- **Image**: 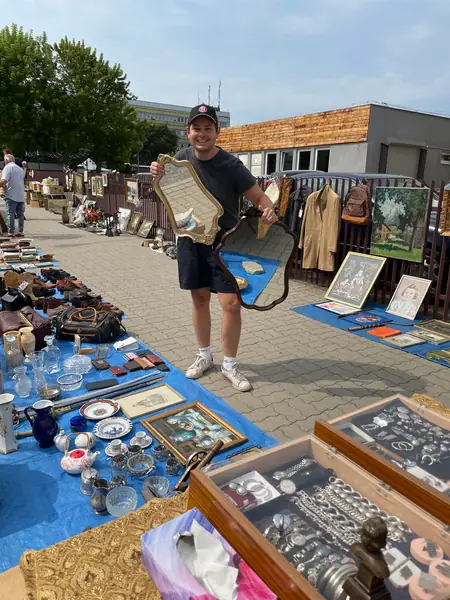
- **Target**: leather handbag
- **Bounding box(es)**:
[0,307,52,350]
[55,307,125,343]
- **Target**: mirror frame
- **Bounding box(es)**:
[152,154,224,245]
[215,213,298,311]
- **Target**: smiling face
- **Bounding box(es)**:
[187,116,219,155]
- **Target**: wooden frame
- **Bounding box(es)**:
[118,383,185,419]
[94,176,104,198]
[386,274,431,320]
[325,251,386,308]
[141,401,247,463]
[314,393,450,524]
[72,172,84,197]
[136,218,155,239]
[152,154,224,245]
[126,212,143,234]
[215,214,297,312]
[125,179,139,205]
[414,319,450,340]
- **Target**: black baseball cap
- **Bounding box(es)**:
[188,104,218,126]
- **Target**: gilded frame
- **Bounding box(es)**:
[73,172,84,197]
[152,154,224,245]
[141,401,247,463]
[137,218,155,239]
[127,212,143,234]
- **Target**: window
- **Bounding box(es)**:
[315,148,330,172]
[238,153,249,167]
[440,152,450,165]
[281,151,294,171]
[265,153,277,174]
[251,153,262,177]
[297,150,311,170]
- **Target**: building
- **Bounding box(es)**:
[130,100,231,150]
[217,103,450,184]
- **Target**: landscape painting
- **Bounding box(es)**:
[370,187,429,263]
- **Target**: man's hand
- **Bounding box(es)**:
[150,161,165,181]
[259,205,278,225]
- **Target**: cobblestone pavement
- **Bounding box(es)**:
[25,207,450,442]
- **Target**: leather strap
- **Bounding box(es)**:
[67,308,97,325]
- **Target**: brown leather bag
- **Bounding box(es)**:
[0,307,52,350]
[342,183,372,226]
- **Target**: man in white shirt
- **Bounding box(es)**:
[0,154,25,237]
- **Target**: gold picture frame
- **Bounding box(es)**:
[325,252,386,308]
[126,179,139,204]
[118,383,185,419]
[141,401,247,463]
[152,154,224,245]
[137,218,155,239]
[73,172,84,197]
[127,212,143,234]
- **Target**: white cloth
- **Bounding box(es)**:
[1,162,25,203]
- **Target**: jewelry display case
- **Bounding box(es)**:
[189,433,450,600]
[314,394,450,525]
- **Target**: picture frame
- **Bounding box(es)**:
[411,329,450,345]
[141,401,247,463]
[118,383,185,419]
[315,301,358,315]
[90,177,96,196]
[386,275,431,320]
[384,333,425,348]
[413,319,450,341]
[95,176,104,198]
[118,208,131,232]
[440,186,450,236]
[126,212,143,234]
[370,187,430,263]
[73,172,84,197]
[102,173,108,188]
[126,179,139,205]
[137,218,155,239]
[325,252,386,308]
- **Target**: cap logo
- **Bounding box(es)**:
[198,105,207,113]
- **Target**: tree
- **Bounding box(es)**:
[395,188,429,251]
[137,121,179,164]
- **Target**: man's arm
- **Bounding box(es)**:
[244,183,278,224]
[0,179,6,187]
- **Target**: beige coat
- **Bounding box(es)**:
[299,185,341,271]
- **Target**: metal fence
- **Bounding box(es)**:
[84,172,450,321]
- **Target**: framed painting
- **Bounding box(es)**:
[137,218,155,239]
[315,301,358,315]
[440,187,450,236]
[412,329,450,345]
[141,401,247,463]
[413,319,450,340]
[118,207,131,232]
[370,187,430,263]
[102,173,108,188]
[386,275,431,320]
[127,212,143,234]
[118,384,185,419]
[73,172,84,197]
[126,179,139,205]
[325,252,386,308]
[95,176,104,198]
[90,177,96,196]
[384,333,425,348]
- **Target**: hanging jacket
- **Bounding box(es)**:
[299,184,341,271]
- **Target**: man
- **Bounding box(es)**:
[0,154,25,237]
[2,148,23,167]
[150,105,277,392]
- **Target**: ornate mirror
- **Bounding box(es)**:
[152,155,224,245]
[215,210,297,311]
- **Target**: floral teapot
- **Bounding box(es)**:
[61,433,100,475]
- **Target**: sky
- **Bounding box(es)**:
[3,0,449,125]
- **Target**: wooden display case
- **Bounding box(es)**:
[189,433,450,600]
[314,394,450,525]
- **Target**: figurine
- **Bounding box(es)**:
[343,516,391,600]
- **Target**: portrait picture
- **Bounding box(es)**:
[126,179,139,205]
[141,401,247,462]
[370,187,430,263]
[325,252,386,308]
[387,275,431,320]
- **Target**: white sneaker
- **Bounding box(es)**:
[186,355,214,379]
[220,366,252,392]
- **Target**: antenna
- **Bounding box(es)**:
[218,80,221,110]
[208,85,211,105]
[197,93,200,104]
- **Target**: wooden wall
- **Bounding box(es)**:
[217,105,371,152]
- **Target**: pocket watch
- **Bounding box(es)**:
[279,478,296,495]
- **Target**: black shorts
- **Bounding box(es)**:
[177,236,236,293]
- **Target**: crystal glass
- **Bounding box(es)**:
[57,373,83,391]
[106,486,137,517]
[153,444,171,461]
[143,476,170,497]
[13,366,32,398]
[34,366,48,396]
[110,454,128,488]
[43,335,61,374]
[29,351,45,372]
[127,453,155,478]
[166,457,183,476]
[94,344,110,359]
[63,353,91,375]
[5,333,23,377]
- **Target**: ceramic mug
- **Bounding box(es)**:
[109,439,123,456]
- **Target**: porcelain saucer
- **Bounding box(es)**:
[105,442,128,457]
[130,434,153,449]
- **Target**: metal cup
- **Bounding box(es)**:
[80,468,99,496]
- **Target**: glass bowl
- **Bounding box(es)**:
[143,476,170,497]
[64,354,92,375]
[57,373,83,391]
[127,453,155,477]
[106,486,137,517]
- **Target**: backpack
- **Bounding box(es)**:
[342,183,372,226]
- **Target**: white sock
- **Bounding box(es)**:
[222,356,237,371]
[199,346,212,361]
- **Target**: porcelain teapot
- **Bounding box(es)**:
[61,433,100,475]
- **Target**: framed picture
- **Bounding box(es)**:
[102,173,108,188]
[315,301,358,315]
[90,177,96,196]
[118,208,131,232]
[95,176,104,198]
[414,319,450,341]
[384,333,425,348]
[386,275,431,320]
[118,384,185,419]
[137,218,155,239]
[325,252,386,308]
[127,212,143,234]
[370,187,430,263]
[73,173,84,197]
[412,329,450,345]
[126,179,139,205]
[141,401,247,463]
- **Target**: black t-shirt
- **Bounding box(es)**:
[175,146,256,230]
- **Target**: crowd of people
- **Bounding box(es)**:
[0,148,26,237]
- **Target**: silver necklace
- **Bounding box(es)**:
[272,458,315,481]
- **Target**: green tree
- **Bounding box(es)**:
[0,24,55,155]
[395,188,429,251]
[137,121,179,164]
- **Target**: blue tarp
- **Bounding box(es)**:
[220,251,280,304]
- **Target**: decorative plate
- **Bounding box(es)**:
[80,399,120,421]
[93,417,133,440]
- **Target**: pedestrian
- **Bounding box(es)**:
[2,148,23,167]
[150,104,277,392]
[0,154,25,237]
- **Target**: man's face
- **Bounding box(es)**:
[187,116,219,152]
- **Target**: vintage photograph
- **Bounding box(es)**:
[141,401,247,462]
[137,218,155,239]
[119,384,185,419]
[325,252,386,308]
[387,275,431,320]
[126,179,139,205]
[127,212,143,234]
[370,187,430,262]
[414,319,450,340]
[73,173,84,197]
[95,176,104,198]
